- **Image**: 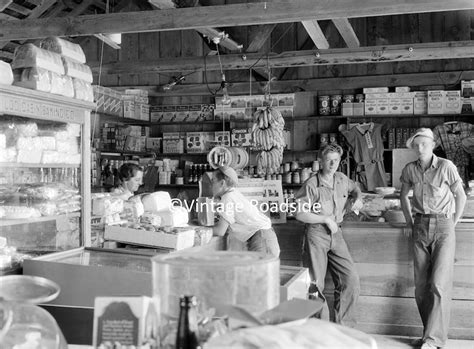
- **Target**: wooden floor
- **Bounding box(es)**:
[372,335,474,349]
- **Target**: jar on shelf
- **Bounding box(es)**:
[312,160,320,172]
[292,171,300,184]
[290,161,299,172]
[284,172,292,184]
[284,162,291,173]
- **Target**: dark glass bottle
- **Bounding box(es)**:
[176,295,200,349]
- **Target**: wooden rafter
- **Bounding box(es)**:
[149,0,242,51]
[247,24,277,52]
[0,0,12,12]
[108,70,474,97]
[2,0,474,40]
[301,20,329,49]
[0,0,57,49]
[88,40,474,75]
[332,18,360,48]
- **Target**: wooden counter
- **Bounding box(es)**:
[273,220,474,339]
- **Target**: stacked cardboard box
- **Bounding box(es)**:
[123,89,150,120]
[214,94,295,120]
[93,85,123,116]
[150,104,215,122]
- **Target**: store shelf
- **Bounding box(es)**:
[93,112,150,126]
[0,212,81,227]
[157,184,198,188]
[151,120,229,126]
[96,149,154,156]
[0,162,80,168]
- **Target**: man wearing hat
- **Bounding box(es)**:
[400,128,467,349]
[210,166,280,257]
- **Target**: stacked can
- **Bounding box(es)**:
[330,95,342,115]
[318,95,330,116]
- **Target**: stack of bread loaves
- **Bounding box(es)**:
[11,37,94,102]
[0,61,13,85]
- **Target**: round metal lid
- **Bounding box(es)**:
[0,275,60,304]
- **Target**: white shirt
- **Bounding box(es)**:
[218,188,272,242]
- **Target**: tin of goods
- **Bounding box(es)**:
[318,95,330,116]
[284,163,291,173]
[312,160,320,172]
[356,94,364,103]
[290,161,299,172]
[330,95,342,115]
[175,177,184,185]
[320,133,329,147]
[284,172,292,184]
[329,133,337,144]
[292,171,301,184]
[277,174,282,181]
[343,94,354,103]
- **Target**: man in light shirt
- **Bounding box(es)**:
[211,166,280,258]
[400,128,466,349]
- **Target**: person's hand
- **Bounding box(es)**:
[403,225,413,238]
[351,198,364,212]
[324,217,339,234]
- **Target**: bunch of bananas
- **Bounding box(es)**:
[256,147,284,175]
[252,107,286,175]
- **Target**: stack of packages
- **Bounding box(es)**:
[0,61,14,85]
[11,37,94,102]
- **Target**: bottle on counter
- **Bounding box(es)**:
[176,295,201,349]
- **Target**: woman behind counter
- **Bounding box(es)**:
[111,163,144,201]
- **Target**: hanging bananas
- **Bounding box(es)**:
[252,107,286,176]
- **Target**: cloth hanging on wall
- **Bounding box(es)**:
[433,121,473,184]
[340,122,387,192]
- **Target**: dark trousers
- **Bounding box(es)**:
[413,215,456,347]
[303,224,360,325]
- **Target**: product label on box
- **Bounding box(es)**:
[96,302,139,345]
[389,98,401,114]
[428,91,445,114]
[376,98,389,114]
[365,99,377,114]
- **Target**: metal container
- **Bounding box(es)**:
[330,94,342,115]
[318,95,330,115]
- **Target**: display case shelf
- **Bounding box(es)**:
[0,212,81,227]
[0,162,80,168]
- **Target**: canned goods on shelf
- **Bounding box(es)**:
[320,133,329,147]
[356,94,365,103]
[343,94,354,103]
[330,95,342,115]
[318,95,330,116]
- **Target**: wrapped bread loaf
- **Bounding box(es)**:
[0,61,13,85]
[61,56,93,83]
[50,72,74,98]
[40,37,86,64]
[73,78,94,102]
[13,67,51,93]
[12,44,65,75]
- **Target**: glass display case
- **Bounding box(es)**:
[0,84,94,260]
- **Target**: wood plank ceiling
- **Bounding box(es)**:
[1,0,473,86]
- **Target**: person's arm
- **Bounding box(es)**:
[348,179,363,211]
[213,217,230,237]
[452,185,467,226]
[400,182,413,237]
[294,183,339,233]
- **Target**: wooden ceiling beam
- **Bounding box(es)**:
[247,24,277,52]
[0,0,57,49]
[301,20,329,49]
[0,0,12,12]
[108,70,474,97]
[2,0,474,40]
[88,40,474,74]
[6,3,31,16]
[332,18,360,48]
